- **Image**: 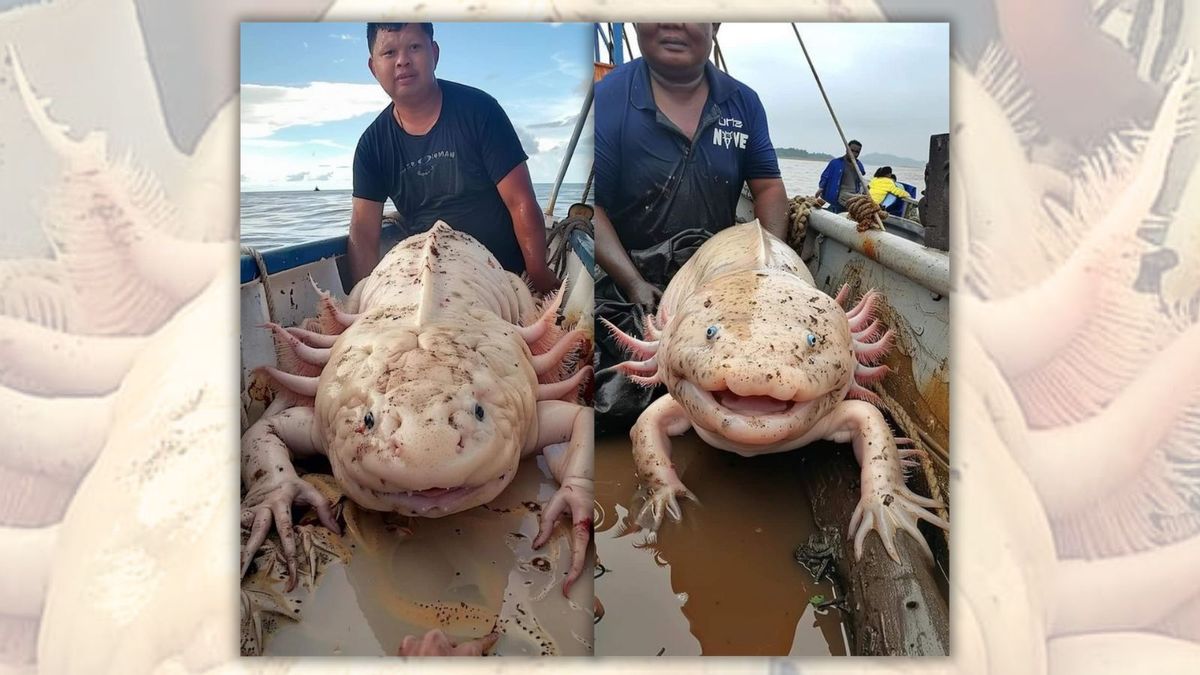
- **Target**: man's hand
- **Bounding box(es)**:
[526,263,561,295]
[623,277,662,314]
[595,205,662,313]
[397,629,500,656]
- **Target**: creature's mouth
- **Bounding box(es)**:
[711,390,797,415]
[406,486,468,498]
[386,484,482,514]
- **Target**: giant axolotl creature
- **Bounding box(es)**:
[240,222,594,595]
[604,221,948,560]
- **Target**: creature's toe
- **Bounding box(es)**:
[848,490,947,563]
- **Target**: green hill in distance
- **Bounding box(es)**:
[776,147,925,169]
[860,152,924,168]
[775,147,835,161]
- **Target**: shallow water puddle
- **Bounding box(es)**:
[265,458,593,656]
[594,433,849,656]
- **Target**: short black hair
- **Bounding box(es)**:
[874,166,892,178]
[848,140,862,149]
[367,23,434,53]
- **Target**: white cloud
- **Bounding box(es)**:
[240,148,356,191]
[240,82,389,138]
[331,33,359,41]
[242,138,352,150]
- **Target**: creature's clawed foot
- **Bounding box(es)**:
[635,478,698,532]
[240,475,341,590]
[532,476,593,597]
[847,487,947,562]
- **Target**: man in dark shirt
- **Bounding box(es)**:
[594,22,789,310]
[348,22,558,292]
[816,140,866,213]
[592,23,789,427]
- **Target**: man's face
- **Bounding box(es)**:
[848,144,862,160]
[635,23,714,81]
[369,25,439,104]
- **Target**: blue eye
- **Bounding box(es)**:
[706,325,719,340]
[807,333,818,347]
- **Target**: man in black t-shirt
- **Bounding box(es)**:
[348,22,559,292]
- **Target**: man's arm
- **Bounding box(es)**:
[595,205,661,311]
[748,177,789,240]
[348,197,384,285]
[816,160,834,198]
[496,163,558,294]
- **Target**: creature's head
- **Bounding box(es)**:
[317,311,535,517]
[659,272,855,451]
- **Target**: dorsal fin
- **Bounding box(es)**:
[414,222,449,326]
[753,219,770,265]
[9,44,107,158]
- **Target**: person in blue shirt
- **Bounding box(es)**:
[816,140,866,213]
[347,22,559,292]
[593,22,789,427]
[594,22,790,312]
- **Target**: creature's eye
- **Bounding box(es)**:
[807,333,818,347]
[474,404,485,421]
[705,325,719,340]
[364,411,375,430]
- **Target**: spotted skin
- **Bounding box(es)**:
[241,222,593,596]
[615,221,948,561]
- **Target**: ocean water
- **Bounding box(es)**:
[240,183,589,250]
[779,157,926,200]
[240,160,926,250]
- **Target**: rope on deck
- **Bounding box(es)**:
[843,195,888,233]
[240,245,278,325]
[546,214,594,280]
[786,195,826,249]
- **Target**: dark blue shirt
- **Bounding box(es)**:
[353,80,529,273]
[595,59,780,251]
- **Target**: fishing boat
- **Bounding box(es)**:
[238,78,597,656]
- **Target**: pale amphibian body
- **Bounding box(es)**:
[240,222,594,596]
[605,221,948,559]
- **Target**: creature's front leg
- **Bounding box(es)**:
[630,395,696,531]
[240,406,340,589]
[529,400,593,597]
[814,400,948,560]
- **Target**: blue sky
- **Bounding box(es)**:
[240,22,592,191]
[604,22,949,162]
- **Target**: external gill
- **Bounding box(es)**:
[309,276,360,334]
[842,287,895,406]
[262,323,331,370]
[598,317,662,387]
[515,279,567,350]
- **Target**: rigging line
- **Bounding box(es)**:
[713,36,730,75]
[790,23,864,185]
[597,23,614,62]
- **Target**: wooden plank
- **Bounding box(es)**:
[799,443,949,656]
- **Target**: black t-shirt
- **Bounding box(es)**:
[353,80,529,273]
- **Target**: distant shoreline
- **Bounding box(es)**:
[776,149,925,168]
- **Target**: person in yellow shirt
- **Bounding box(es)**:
[868,166,912,204]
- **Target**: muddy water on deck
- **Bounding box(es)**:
[594,433,849,656]
[265,459,593,656]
